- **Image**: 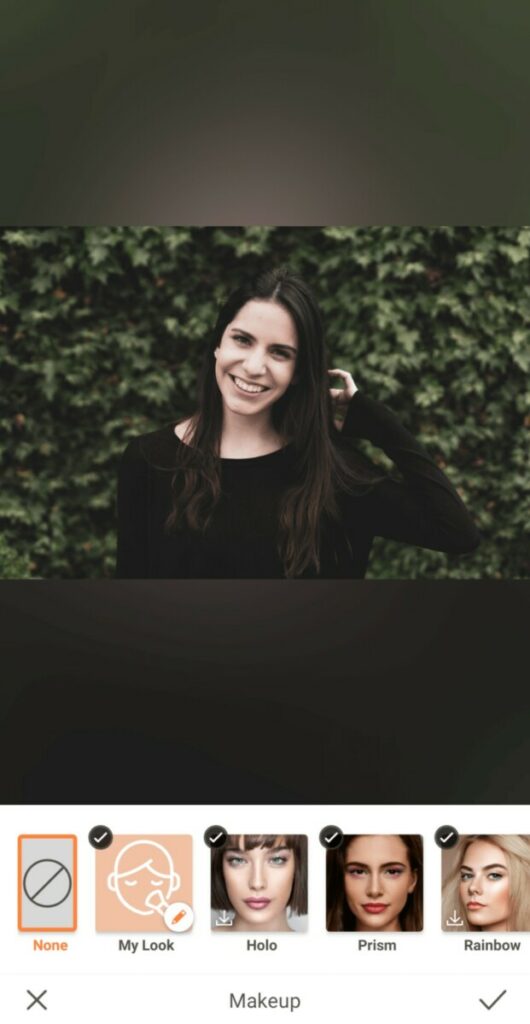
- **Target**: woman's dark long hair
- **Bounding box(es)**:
[326,835,424,932]
[167,267,379,577]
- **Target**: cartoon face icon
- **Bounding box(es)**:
[107,840,180,916]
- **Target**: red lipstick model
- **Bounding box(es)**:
[244,899,271,910]
[362,903,389,914]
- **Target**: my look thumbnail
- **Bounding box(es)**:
[95,835,193,932]
[326,834,423,931]
[211,834,308,932]
[442,834,530,932]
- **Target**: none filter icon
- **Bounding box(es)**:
[18,835,77,932]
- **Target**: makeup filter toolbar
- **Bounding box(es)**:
[3,805,529,1022]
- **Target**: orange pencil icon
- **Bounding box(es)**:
[171,909,186,925]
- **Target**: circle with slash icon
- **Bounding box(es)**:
[23,859,72,908]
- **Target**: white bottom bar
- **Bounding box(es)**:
[3,972,522,1022]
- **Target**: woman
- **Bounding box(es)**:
[442,834,530,932]
[116,268,480,578]
[211,833,307,932]
[327,834,423,931]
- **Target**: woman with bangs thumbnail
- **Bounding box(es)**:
[442,834,530,931]
[117,267,480,579]
[211,834,307,932]
[326,834,423,932]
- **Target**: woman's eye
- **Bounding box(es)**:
[386,869,404,877]
[226,856,246,867]
[124,879,138,887]
[346,868,365,877]
[233,334,250,345]
[488,872,504,881]
[150,880,164,886]
[460,872,473,881]
[269,856,288,866]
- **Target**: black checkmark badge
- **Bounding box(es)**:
[88,825,113,850]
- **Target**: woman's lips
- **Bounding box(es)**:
[362,903,389,914]
[244,899,271,910]
[467,901,486,909]
[229,374,270,396]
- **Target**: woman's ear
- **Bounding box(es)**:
[214,348,219,359]
[408,869,418,894]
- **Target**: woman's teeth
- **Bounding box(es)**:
[232,375,268,394]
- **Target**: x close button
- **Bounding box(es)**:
[26,989,47,1010]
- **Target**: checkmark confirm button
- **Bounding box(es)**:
[479,989,507,1011]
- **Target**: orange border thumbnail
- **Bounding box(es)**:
[18,835,78,932]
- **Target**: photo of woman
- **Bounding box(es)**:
[442,834,530,932]
[326,834,423,931]
[116,267,480,578]
[211,833,307,932]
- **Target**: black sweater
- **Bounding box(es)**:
[116,393,480,578]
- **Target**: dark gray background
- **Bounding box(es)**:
[2,0,530,223]
[1,2,529,805]
[1,582,527,803]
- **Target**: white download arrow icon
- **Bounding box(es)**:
[215,910,233,927]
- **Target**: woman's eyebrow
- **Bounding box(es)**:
[230,327,297,353]
[230,327,255,339]
[223,845,291,854]
[460,863,506,871]
[345,861,407,868]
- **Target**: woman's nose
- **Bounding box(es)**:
[242,348,266,377]
[468,876,482,894]
[249,865,266,890]
[366,873,383,897]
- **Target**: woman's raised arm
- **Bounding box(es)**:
[116,437,150,577]
[340,388,481,554]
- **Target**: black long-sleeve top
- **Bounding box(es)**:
[116,393,480,578]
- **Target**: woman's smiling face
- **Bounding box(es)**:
[222,837,296,931]
[343,835,418,932]
[459,840,512,931]
[214,300,298,419]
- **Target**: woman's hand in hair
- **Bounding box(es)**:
[328,369,358,407]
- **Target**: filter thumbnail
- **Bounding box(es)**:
[326,834,423,931]
[96,835,193,932]
[18,835,77,932]
[211,834,308,932]
[442,834,530,931]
